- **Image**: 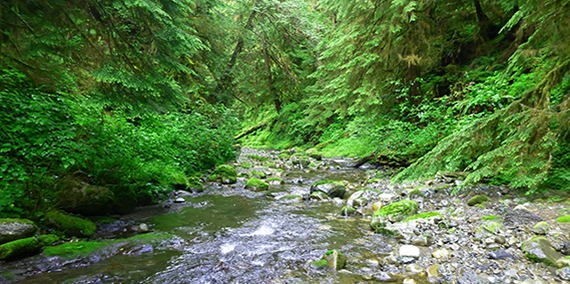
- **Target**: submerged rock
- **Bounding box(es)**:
[209,165,237,184]
[0,218,37,245]
[323,249,346,270]
[45,210,96,237]
[310,180,346,199]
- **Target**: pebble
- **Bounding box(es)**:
[432,248,450,259]
[489,249,513,260]
[174,197,185,203]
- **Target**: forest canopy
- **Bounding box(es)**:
[2,0,570,217]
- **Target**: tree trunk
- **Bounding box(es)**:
[263,45,281,113]
[216,0,262,101]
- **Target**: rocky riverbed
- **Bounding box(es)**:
[2,147,570,284]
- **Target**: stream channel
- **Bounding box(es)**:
[5,147,413,284]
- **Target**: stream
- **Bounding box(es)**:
[4,147,570,284]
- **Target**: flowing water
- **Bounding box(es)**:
[8,149,416,284]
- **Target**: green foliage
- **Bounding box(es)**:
[0,69,238,217]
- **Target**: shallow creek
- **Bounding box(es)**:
[6,148,420,284]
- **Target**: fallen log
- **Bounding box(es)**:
[234,123,267,140]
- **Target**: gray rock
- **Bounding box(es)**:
[521,236,561,267]
[174,197,185,203]
[561,241,570,255]
[310,181,346,198]
[558,267,570,280]
[323,249,346,270]
[488,249,513,260]
[457,271,491,284]
[0,219,37,245]
[139,223,149,233]
[531,221,549,235]
[503,208,542,226]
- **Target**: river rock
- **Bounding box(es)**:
[0,234,58,260]
[209,165,237,184]
[399,245,420,258]
[432,248,449,259]
[323,249,346,270]
[45,210,96,237]
[340,206,358,216]
[488,249,513,259]
[292,158,310,167]
[531,221,549,235]
[457,270,490,284]
[467,194,489,206]
[370,200,418,231]
[521,236,561,267]
[0,218,37,245]
[245,177,269,191]
[558,267,570,280]
[503,208,542,226]
[310,181,346,198]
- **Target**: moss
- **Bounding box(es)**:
[368,178,383,183]
[43,233,174,259]
[447,229,456,233]
[533,221,550,231]
[38,234,60,246]
[407,188,424,197]
[373,200,419,218]
[403,212,442,222]
[45,210,96,237]
[312,259,328,267]
[237,172,249,178]
[240,163,253,169]
[0,237,43,260]
[264,163,276,167]
[209,165,237,184]
[556,215,570,223]
[245,177,269,190]
[475,204,485,209]
[266,177,284,182]
[467,194,490,206]
[481,215,501,221]
[0,218,35,226]
[250,170,267,178]
[341,206,356,215]
[308,162,319,168]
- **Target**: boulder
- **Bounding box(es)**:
[370,200,418,232]
[310,181,346,199]
[245,177,269,192]
[45,210,96,237]
[521,236,561,267]
[57,176,115,216]
[340,206,358,217]
[0,234,59,260]
[209,165,237,184]
[0,218,37,245]
[306,148,323,160]
[558,267,570,281]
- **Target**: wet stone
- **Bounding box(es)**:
[399,245,420,258]
[558,267,570,280]
[174,197,185,203]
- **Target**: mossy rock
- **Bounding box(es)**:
[467,194,489,206]
[557,215,570,223]
[0,218,38,245]
[209,165,237,184]
[43,233,173,259]
[58,180,115,216]
[0,234,59,260]
[310,180,346,198]
[322,249,346,270]
[481,215,501,222]
[340,206,357,216]
[112,185,138,215]
[278,153,290,160]
[250,170,267,179]
[266,177,283,182]
[370,200,418,231]
[238,172,250,178]
[245,177,269,191]
[306,148,323,160]
[247,154,271,161]
[521,236,561,267]
[45,210,96,237]
[403,212,442,222]
[407,188,424,197]
[240,163,253,169]
[532,221,550,234]
[475,221,504,239]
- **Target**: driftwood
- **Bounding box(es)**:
[234,123,267,140]
[352,153,411,168]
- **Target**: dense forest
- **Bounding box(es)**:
[2,0,570,218]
